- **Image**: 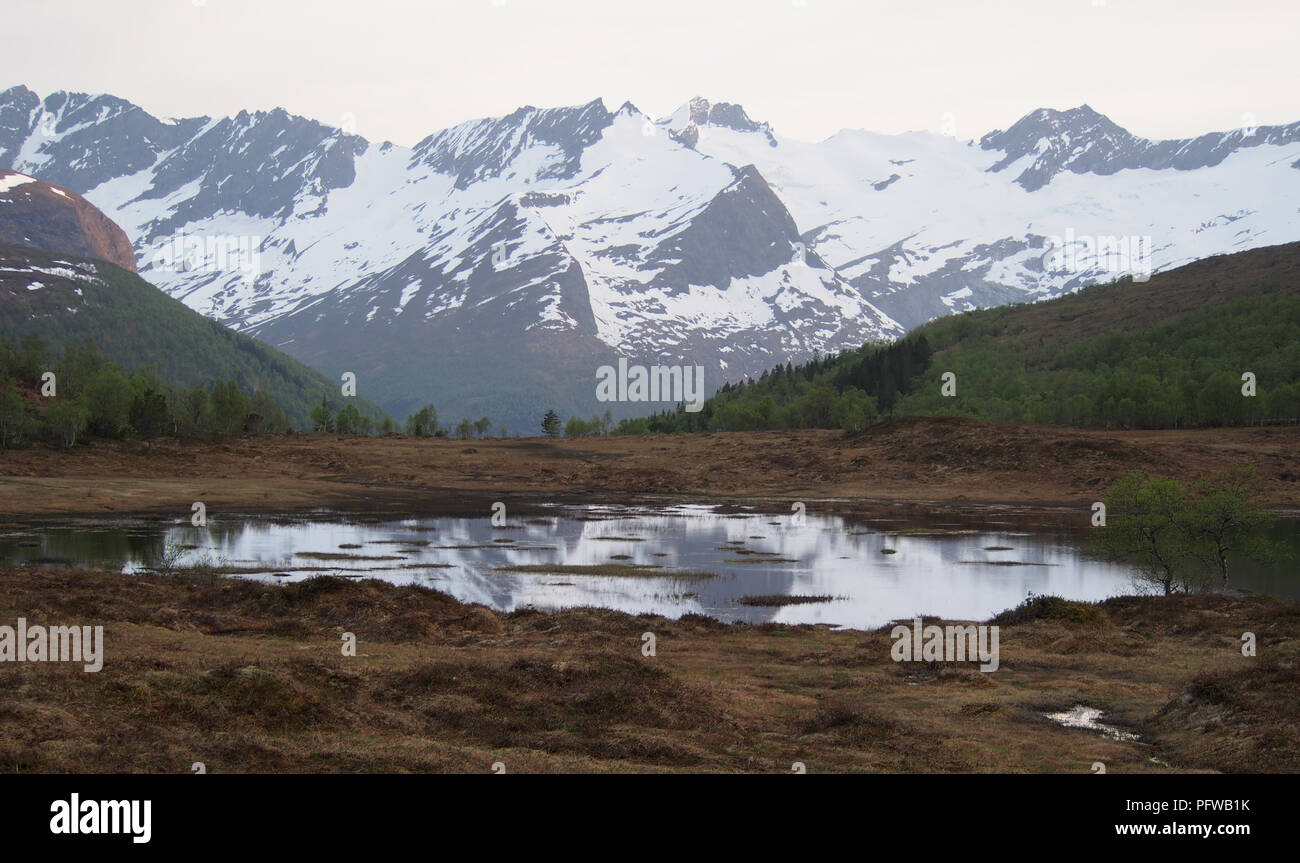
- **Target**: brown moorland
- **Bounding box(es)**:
[0,566,1294,773]
[0,417,1297,520]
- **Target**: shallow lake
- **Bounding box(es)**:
[2,504,1296,629]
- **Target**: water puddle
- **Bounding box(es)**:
[1044,705,1140,741]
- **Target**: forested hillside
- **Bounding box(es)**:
[615,242,1300,433]
[0,243,386,429]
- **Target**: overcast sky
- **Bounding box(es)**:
[6,0,1297,146]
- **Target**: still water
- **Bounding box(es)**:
[2,504,1295,629]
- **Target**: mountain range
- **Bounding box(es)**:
[3,84,1297,429]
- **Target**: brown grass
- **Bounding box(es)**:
[0,418,1296,521]
[1,566,1296,773]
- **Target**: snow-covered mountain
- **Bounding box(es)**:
[3,84,1298,427]
[670,98,1300,328]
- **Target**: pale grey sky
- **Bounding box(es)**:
[6,0,1298,145]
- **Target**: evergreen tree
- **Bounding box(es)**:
[310,397,334,433]
[542,409,561,437]
[335,403,363,435]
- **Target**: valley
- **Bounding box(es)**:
[4,0,1299,820]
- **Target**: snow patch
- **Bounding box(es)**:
[0,172,37,194]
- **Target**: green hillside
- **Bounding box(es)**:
[0,243,386,428]
[616,241,1300,433]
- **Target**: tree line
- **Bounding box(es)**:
[0,335,297,448]
[384,403,502,439]
[602,337,930,435]
[0,336,521,448]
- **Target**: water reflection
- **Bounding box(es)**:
[1,505,1295,629]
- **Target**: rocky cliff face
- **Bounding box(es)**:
[0,170,136,271]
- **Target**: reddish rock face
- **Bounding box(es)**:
[0,170,137,272]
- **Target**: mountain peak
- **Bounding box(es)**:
[0,84,38,103]
[684,97,769,133]
[978,103,1300,190]
[1000,104,1128,138]
[663,97,778,148]
[980,104,1137,190]
[411,97,615,188]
